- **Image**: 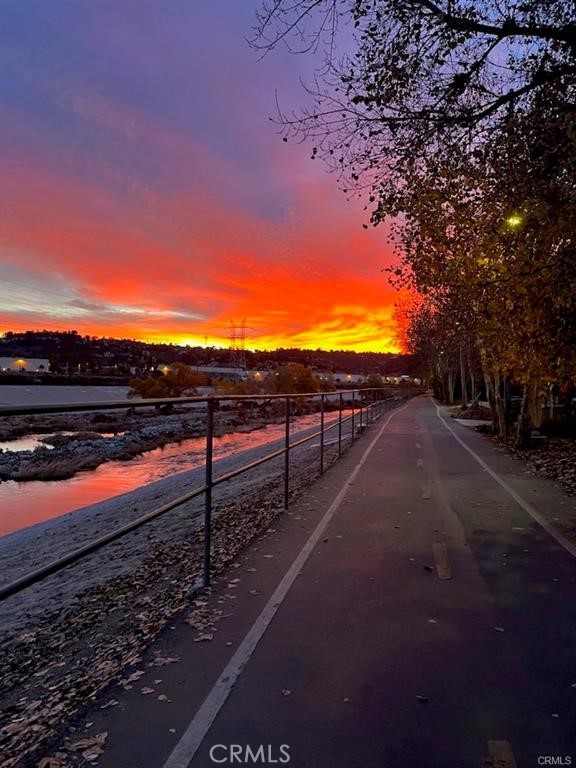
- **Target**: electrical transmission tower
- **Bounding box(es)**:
[228,320,248,369]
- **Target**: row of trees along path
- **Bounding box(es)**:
[251,0,576,447]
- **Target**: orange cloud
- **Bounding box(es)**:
[0,115,400,352]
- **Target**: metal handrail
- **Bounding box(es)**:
[0,388,408,600]
[0,385,402,416]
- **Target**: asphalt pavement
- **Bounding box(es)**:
[64,396,576,768]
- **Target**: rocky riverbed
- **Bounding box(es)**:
[0,403,311,483]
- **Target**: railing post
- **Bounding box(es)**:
[320,393,325,475]
[351,391,355,442]
[284,396,290,510]
[203,397,215,588]
[338,392,342,458]
[359,392,363,432]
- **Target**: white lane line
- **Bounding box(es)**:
[433,399,576,559]
[161,400,414,768]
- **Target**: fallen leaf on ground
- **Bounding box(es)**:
[3,721,27,735]
[120,670,145,684]
[65,732,108,752]
[37,758,61,768]
[281,689,292,697]
[494,627,505,632]
[193,633,214,642]
[416,695,429,703]
[99,700,119,710]
[150,655,180,666]
[158,694,170,702]
[141,687,155,695]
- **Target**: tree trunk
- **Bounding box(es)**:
[467,345,476,402]
[516,379,542,448]
[493,371,507,438]
[459,343,468,406]
[434,358,444,400]
[447,369,455,404]
[478,345,502,436]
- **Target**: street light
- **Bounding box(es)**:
[505,214,523,229]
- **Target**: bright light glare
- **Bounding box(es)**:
[506,214,523,228]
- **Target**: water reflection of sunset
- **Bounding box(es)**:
[0,412,343,536]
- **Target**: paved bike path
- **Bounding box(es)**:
[75,396,576,768]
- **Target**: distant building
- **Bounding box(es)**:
[333,372,365,385]
[0,357,50,372]
[192,366,246,382]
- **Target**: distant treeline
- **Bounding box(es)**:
[0,330,418,376]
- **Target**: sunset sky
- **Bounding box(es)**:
[0,0,399,352]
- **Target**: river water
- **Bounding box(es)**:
[0,411,346,537]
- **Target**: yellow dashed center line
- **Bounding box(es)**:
[487,740,518,768]
[432,542,452,580]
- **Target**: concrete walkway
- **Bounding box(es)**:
[67,396,576,768]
